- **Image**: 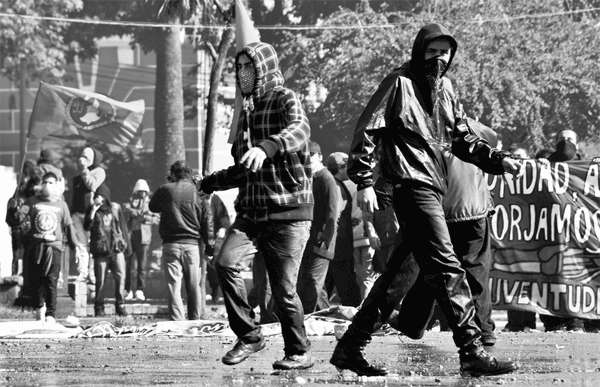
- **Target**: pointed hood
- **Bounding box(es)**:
[132,178,150,193]
[236,42,284,99]
[409,23,457,78]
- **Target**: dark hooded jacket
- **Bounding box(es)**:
[72,147,106,214]
[200,42,313,222]
[348,23,508,194]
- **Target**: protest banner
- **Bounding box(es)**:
[489,159,600,319]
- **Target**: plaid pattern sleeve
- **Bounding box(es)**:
[217,87,313,220]
[257,89,310,158]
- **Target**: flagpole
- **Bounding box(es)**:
[12,135,30,199]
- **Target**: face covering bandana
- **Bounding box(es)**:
[555,139,577,161]
[238,67,256,96]
[423,57,447,86]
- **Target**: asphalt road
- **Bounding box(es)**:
[2,329,600,386]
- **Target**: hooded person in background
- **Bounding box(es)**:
[297,141,341,314]
[37,149,64,182]
[199,41,313,370]
[123,179,159,301]
[84,184,128,317]
[539,129,590,332]
[71,146,107,284]
[549,129,581,162]
[330,23,521,377]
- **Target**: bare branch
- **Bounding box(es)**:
[205,41,218,60]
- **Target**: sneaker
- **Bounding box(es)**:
[330,342,387,376]
[460,347,517,377]
[45,316,56,324]
[124,291,134,301]
[222,338,266,365]
[273,353,314,370]
[135,290,146,301]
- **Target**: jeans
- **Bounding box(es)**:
[32,246,61,317]
[162,242,201,320]
[216,218,311,355]
[71,212,91,280]
[126,231,148,292]
[353,245,379,301]
[347,184,480,349]
[94,253,126,308]
[297,244,332,314]
[248,252,279,323]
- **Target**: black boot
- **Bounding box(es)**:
[94,304,105,317]
[330,329,387,376]
[459,344,517,377]
[115,303,128,317]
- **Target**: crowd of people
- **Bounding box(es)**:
[6,20,592,378]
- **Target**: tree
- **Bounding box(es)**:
[140,1,209,187]
[0,0,83,82]
[0,0,84,167]
[203,7,235,175]
[276,0,600,155]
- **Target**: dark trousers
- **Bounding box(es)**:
[125,231,148,292]
[297,246,332,314]
[506,310,536,330]
[216,217,310,355]
[347,184,480,349]
[32,246,61,317]
[447,218,494,335]
[94,254,126,308]
[540,314,583,331]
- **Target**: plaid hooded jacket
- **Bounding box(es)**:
[201,42,313,222]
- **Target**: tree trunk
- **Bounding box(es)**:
[203,27,235,175]
[153,16,185,187]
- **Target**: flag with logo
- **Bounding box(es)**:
[28,82,145,147]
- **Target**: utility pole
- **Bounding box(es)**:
[18,58,27,171]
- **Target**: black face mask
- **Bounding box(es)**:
[555,140,577,161]
[423,57,448,86]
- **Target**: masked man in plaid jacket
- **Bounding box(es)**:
[199,42,313,370]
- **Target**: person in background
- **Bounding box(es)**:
[508,144,528,160]
[123,179,159,302]
[325,152,361,307]
[540,129,586,332]
[6,160,37,286]
[149,161,213,321]
[297,141,341,314]
[503,146,538,332]
[71,146,106,284]
[206,193,232,304]
[84,184,128,317]
[27,172,81,323]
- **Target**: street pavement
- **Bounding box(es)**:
[1,328,600,386]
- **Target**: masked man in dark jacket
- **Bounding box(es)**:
[199,42,313,370]
[330,23,521,377]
